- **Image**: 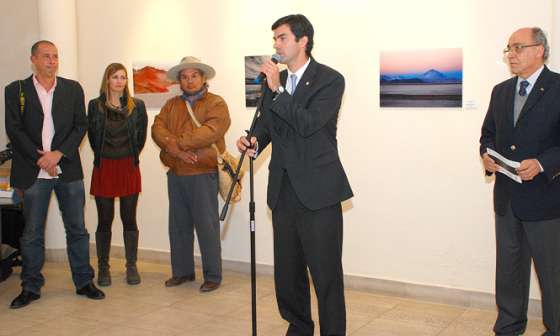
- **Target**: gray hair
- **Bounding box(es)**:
[532,27,549,61]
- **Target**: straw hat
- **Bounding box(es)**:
[166,56,216,81]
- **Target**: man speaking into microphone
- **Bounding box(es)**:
[237,14,353,336]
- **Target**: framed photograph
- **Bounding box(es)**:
[380,48,463,108]
[132,62,180,109]
[244,56,268,108]
[244,55,286,108]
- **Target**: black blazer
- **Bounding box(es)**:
[480,66,560,220]
[255,58,353,211]
[87,95,148,167]
[4,75,87,189]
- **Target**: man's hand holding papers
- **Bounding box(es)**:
[485,148,522,183]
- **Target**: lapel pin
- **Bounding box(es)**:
[540,87,544,91]
[306,81,310,86]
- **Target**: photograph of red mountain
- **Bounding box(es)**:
[132,62,180,109]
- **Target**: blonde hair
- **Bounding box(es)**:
[99,63,135,114]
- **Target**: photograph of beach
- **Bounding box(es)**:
[379,48,463,108]
[244,55,286,108]
[244,55,268,107]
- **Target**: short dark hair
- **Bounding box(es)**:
[31,40,55,56]
[272,14,314,57]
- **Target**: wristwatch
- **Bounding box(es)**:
[276,85,285,94]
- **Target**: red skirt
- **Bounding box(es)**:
[90,156,141,197]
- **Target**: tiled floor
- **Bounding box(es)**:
[0,259,546,335]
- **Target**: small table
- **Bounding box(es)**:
[0,197,19,262]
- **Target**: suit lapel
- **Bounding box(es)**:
[51,77,63,126]
[503,77,515,131]
[24,75,44,116]
[293,58,317,101]
[516,67,552,124]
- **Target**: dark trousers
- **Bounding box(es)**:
[95,194,139,232]
[272,174,345,336]
[494,204,560,336]
[21,179,93,294]
[167,172,222,284]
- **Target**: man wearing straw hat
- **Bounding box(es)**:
[152,56,230,292]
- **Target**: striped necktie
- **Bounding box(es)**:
[519,80,530,96]
[289,74,297,95]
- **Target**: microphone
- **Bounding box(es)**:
[254,54,281,84]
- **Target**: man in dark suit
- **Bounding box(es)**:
[237,14,353,336]
[480,27,560,335]
[5,40,104,309]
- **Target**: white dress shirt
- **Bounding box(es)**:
[33,75,59,179]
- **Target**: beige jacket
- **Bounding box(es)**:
[152,92,231,175]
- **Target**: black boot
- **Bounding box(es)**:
[124,231,141,285]
[95,231,112,287]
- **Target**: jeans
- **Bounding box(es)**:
[21,179,93,294]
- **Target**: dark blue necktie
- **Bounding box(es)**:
[519,80,530,96]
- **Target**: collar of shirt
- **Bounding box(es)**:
[286,57,311,92]
[33,75,57,95]
[517,65,544,96]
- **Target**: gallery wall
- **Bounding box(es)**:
[1,0,557,300]
[0,1,40,147]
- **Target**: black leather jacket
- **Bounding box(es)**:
[87,95,147,167]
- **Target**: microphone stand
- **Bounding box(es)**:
[220,82,268,336]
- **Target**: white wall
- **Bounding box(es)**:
[0,0,39,148]
[70,0,554,300]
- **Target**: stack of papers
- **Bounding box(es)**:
[0,189,13,198]
[486,148,521,184]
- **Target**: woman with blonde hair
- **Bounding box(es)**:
[87,63,147,286]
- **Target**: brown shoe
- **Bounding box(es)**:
[199,281,220,293]
[164,275,195,287]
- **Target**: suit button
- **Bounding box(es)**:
[510,145,516,151]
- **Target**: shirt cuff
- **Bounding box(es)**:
[252,141,259,158]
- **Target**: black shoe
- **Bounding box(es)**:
[10,290,40,309]
[286,323,314,336]
[164,274,195,287]
[76,282,105,300]
[199,281,220,293]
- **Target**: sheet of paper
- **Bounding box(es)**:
[486,148,521,184]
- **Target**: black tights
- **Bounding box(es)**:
[95,194,139,233]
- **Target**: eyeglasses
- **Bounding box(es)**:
[503,43,541,54]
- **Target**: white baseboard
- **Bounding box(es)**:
[44,245,542,318]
